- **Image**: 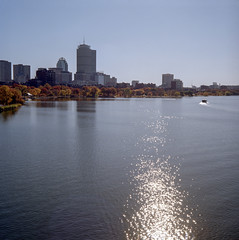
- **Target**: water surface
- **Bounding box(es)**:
[0,96,239,239]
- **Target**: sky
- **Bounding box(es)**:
[1,0,239,87]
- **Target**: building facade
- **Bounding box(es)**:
[49,67,72,85]
[75,43,96,84]
[36,68,56,86]
[13,64,30,83]
[132,80,139,88]
[95,72,117,87]
[162,73,174,89]
[171,79,183,91]
[0,60,11,83]
[56,57,68,72]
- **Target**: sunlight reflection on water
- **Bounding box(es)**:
[123,115,197,240]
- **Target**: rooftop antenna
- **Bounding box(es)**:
[83,36,85,44]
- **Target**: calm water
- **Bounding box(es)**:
[0,96,239,240]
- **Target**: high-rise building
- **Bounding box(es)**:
[56,57,68,72]
[162,73,174,89]
[13,64,30,83]
[74,43,96,84]
[0,60,11,83]
[76,43,96,74]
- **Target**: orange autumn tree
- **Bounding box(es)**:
[0,85,13,105]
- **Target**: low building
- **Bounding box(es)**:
[135,83,156,89]
[132,80,139,88]
[171,79,183,91]
[220,85,239,90]
[95,72,117,87]
[117,82,130,88]
[49,68,72,85]
[74,72,97,86]
[200,85,210,91]
[36,68,56,86]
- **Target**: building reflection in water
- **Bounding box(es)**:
[76,99,96,113]
[0,108,20,122]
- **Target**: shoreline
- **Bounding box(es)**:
[26,95,237,102]
[0,104,22,113]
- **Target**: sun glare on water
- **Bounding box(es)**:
[122,115,197,240]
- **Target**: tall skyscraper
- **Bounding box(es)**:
[77,43,96,74]
[13,64,30,83]
[56,57,68,72]
[0,60,11,83]
[162,73,174,89]
[74,43,96,84]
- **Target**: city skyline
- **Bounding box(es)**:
[1,0,238,87]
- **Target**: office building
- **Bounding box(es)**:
[0,60,11,83]
[13,64,30,83]
[95,72,117,87]
[49,67,72,85]
[76,43,96,74]
[162,73,174,89]
[132,80,139,88]
[75,43,96,84]
[56,57,68,72]
[36,68,56,86]
[171,79,183,91]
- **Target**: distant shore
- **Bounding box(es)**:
[1,84,239,110]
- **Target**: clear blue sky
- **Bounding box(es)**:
[1,0,238,87]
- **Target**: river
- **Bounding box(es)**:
[0,96,239,239]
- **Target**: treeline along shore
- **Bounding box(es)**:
[1,83,239,111]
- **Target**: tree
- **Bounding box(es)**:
[60,90,67,96]
[72,88,80,96]
[14,84,28,96]
[82,86,91,97]
[89,86,100,98]
[0,85,13,105]
[123,88,132,98]
[44,83,51,90]
[10,88,24,104]
[65,88,72,96]
[40,87,49,96]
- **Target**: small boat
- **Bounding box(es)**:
[201,99,207,103]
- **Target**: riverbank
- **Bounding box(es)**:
[0,104,22,113]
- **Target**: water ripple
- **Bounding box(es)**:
[123,157,196,240]
[123,114,196,240]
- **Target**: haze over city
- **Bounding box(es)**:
[1,0,238,87]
